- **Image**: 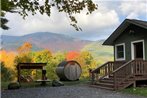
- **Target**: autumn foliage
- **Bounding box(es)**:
[0,50,16,70]
[17,42,32,53]
[1,42,98,82]
[66,51,80,61]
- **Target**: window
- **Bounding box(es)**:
[115,43,125,60]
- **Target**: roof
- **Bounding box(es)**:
[103,19,147,45]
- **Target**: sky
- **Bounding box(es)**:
[1,0,147,41]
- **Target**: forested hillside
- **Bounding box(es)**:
[1,32,113,83]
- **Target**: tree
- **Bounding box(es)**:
[66,51,79,61]
[33,49,52,63]
[75,51,97,78]
[17,42,32,54]
[1,62,14,82]
[15,42,33,64]
[14,42,33,78]
[46,52,65,79]
[0,50,16,70]
[1,0,98,30]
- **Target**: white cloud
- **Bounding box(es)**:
[2,0,146,40]
[120,0,147,19]
[2,2,120,40]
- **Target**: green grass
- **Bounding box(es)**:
[1,78,89,90]
[122,87,147,97]
[1,82,10,90]
[1,81,52,90]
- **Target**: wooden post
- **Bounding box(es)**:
[41,69,47,85]
[17,65,20,83]
[133,81,136,88]
[91,73,95,84]
[114,73,117,90]
[96,73,99,81]
[108,63,111,75]
[89,69,92,80]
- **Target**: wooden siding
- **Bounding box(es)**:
[113,24,147,61]
[145,37,147,60]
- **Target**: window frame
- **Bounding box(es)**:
[115,43,126,61]
[131,40,145,60]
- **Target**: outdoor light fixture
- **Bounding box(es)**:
[129,30,135,35]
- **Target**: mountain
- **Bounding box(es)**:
[82,40,113,62]
[1,32,92,52]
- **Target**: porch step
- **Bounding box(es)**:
[91,60,147,90]
[95,82,114,88]
[99,79,114,83]
[89,84,114,90]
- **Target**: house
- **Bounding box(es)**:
[91,19,147,90]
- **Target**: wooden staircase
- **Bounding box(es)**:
[90,59,147,90]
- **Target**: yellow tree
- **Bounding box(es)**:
[0,50,16,70]
[14,42,33,78]
[75,51,97,78]
[17,42,32,54]
[15,42,33,64]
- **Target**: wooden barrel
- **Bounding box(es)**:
[56,60,82,81]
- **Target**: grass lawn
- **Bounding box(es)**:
[1,78,90,90]
[1,81,51,90]
[122,87,147,97]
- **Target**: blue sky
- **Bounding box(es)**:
[1,0,147,41]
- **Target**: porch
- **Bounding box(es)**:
[90,59,147,90]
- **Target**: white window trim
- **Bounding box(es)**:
[115,43,126,61]
[131,40,145,60]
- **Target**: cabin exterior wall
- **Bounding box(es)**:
[113,24,147,61]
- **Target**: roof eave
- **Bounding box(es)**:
[103,19,130,45]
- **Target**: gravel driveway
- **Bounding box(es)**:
[1,85,146,98]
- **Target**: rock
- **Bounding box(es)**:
[8,82,20,90]
[52,80,64,87]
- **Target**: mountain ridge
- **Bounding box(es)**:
[2,32,93,52]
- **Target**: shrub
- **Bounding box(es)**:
[1,62,14,82]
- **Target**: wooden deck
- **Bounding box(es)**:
[90,59,147,90]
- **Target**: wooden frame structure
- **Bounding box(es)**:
[17,63,47,83]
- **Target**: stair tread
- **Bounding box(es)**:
[96,82,114,86]
[99,80,114,83]
[89,85,114,90]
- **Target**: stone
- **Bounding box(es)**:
[52,80,64,87]
[8,82,20,90]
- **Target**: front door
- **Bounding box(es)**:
[131,40,145,60]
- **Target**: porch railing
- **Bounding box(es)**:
[91,61,126,83]
[112,59,147,90]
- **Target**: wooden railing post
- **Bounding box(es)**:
[108,63,110,75]
[17,65,20,83]
[96,73,99,81]
[114,73,117,90]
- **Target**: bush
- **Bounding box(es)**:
[8,82,20,90]
[1,62,14,82]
